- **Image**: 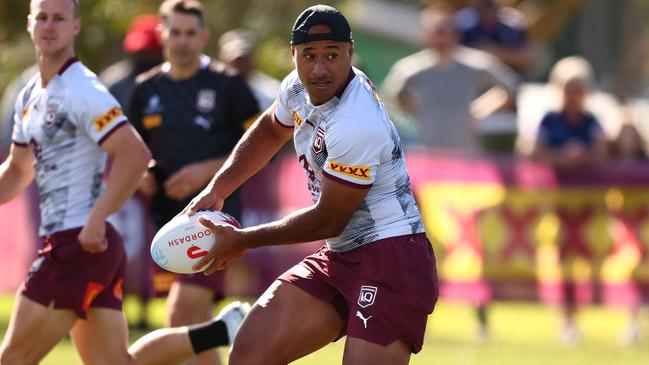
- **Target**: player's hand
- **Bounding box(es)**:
[138,170,158,197]
[181,187,225,216]
[164,163,210,201]
[194,216,246,274]
[78,216,108,253]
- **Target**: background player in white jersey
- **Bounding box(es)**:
[184,5,439,365]
[0,1,247,364]
[0,0,149,362]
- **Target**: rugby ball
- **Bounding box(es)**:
[150,210,241,274]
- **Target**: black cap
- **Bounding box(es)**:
[291,5,352,45]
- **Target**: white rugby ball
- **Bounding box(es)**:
[150,210,240,274]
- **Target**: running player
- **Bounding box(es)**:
[184,5,439,364]
[0,1,248,364]
[129,1,259,364]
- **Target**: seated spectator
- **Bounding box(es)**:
[530,57,608,168]
[455,0,533,73]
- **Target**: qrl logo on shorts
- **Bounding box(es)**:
[358,285,378,308]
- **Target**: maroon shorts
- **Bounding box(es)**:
[20,223,126,319]
[175,271,226,301]
[279,233,439,353]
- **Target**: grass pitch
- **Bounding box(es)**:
[0,295,647,364]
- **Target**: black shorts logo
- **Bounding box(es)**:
[358,285,378,308]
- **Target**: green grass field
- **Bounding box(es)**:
[0,295,647,364]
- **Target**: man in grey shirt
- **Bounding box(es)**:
[382,3,520,152]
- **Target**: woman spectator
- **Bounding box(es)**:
[531,56,608,168]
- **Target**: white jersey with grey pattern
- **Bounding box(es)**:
[274,67,424,252]
[12,59,128,235]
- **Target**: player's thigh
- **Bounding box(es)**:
[166,282,215,325]
[229,280,344,365]
[70,307,131,365]
[343,337,411,365]
[0,295,77,364]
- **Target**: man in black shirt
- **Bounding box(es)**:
[129,1,259,364]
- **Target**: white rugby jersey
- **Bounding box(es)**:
[12,59,128,235]
[274,67,424,252]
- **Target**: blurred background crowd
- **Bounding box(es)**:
[2,0,649,350]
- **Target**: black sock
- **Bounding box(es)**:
[187,319,229,354]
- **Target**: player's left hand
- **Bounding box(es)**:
[193,216,246,275]
[78,216,108,253]
[164,163,210,201]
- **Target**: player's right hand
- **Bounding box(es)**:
[194,216,246,274]
[181,187,225,216]
[78,216,108,253]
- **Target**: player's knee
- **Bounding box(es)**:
[168,300,212,327]
[167,301,204,326]
[168,308,190,327]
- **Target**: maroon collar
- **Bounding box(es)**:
[335,68,356,98]
[57,57,79,76]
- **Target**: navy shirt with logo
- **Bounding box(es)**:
[130,57,259,227]
[536,111,603,149]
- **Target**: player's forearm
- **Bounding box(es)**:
[238,204,346,249]
[208,110,291,198]
[89,143,150,221]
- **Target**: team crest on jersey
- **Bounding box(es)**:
[197,89,216,113]
[292,111,303,127]
[358,285,378,308]
[312,127,325,154]
[44,101,60,128]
